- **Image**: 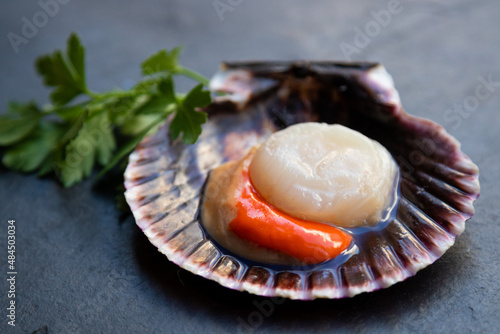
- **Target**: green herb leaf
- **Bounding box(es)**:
[135,76,176,115]
[95,114,116,166]
[121,114,164,136]
[56,111,113,187]
[170,84,210,144]
[96,115,165,180]
[1,33,211,192]
[141,47,182,75]
[36,33,87,105]
[55,104,86,122]
[105,96,138,125]
[67,33,85,84]
[2,121,63,172]
[158,76,176,101]
[182,83,212,112]
[0,102,41,145]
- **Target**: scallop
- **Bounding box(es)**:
[124,61,480,300]
[248,122,398,228]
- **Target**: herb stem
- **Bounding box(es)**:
[177,67,210,86]
[87,90,132,100]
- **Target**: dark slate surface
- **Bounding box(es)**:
[0,1,499,333]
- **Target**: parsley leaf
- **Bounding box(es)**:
[0,33,211,190]
[141,47,182,75]
[135,76,176,116]
[0,102,41,145]
[54,111,115,187]
[141,47,209,85]
[96,114,165,180]
[94,114,116,166]
[36,33,87,105]
[67,33,85,84]
[2,121,62,173]
[170,84,210,144]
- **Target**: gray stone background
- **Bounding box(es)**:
[0,0,499,333]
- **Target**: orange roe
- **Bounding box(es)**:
[229,169,353,264]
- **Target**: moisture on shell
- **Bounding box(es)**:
[124,61,480,300]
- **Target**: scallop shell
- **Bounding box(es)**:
[124,61,480,300]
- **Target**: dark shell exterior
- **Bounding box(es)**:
[124,61,480,300]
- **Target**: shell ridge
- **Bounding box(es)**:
[162,219,198,241]
[124,168,175,189]
[135,198,198,228]
[133,188,200,222]
[308,270,342,299]
[186,240,222,273]
[130,193,162,208]
[125,171,161,187]
[378,245,411,286]
[130,153,164,166]
[400,179,466,235]
[181,240,222,277]
[142,199,199,239]
[240,266,276,297]
[210,255,248,290]
[415,169,471,200]
[273,272,305,299]
[419,159,480,197]
[158,220,205,259]
[413,169,476,216]
[387,219,437,274]
[398,197,455,241]
[341,253,378,297]
[421,157,480,196]
[402,177,464,218]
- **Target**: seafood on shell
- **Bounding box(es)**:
[124,61,480,300]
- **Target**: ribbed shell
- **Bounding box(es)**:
[124,62,480,300]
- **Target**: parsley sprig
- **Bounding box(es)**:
[0,33,211,187]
